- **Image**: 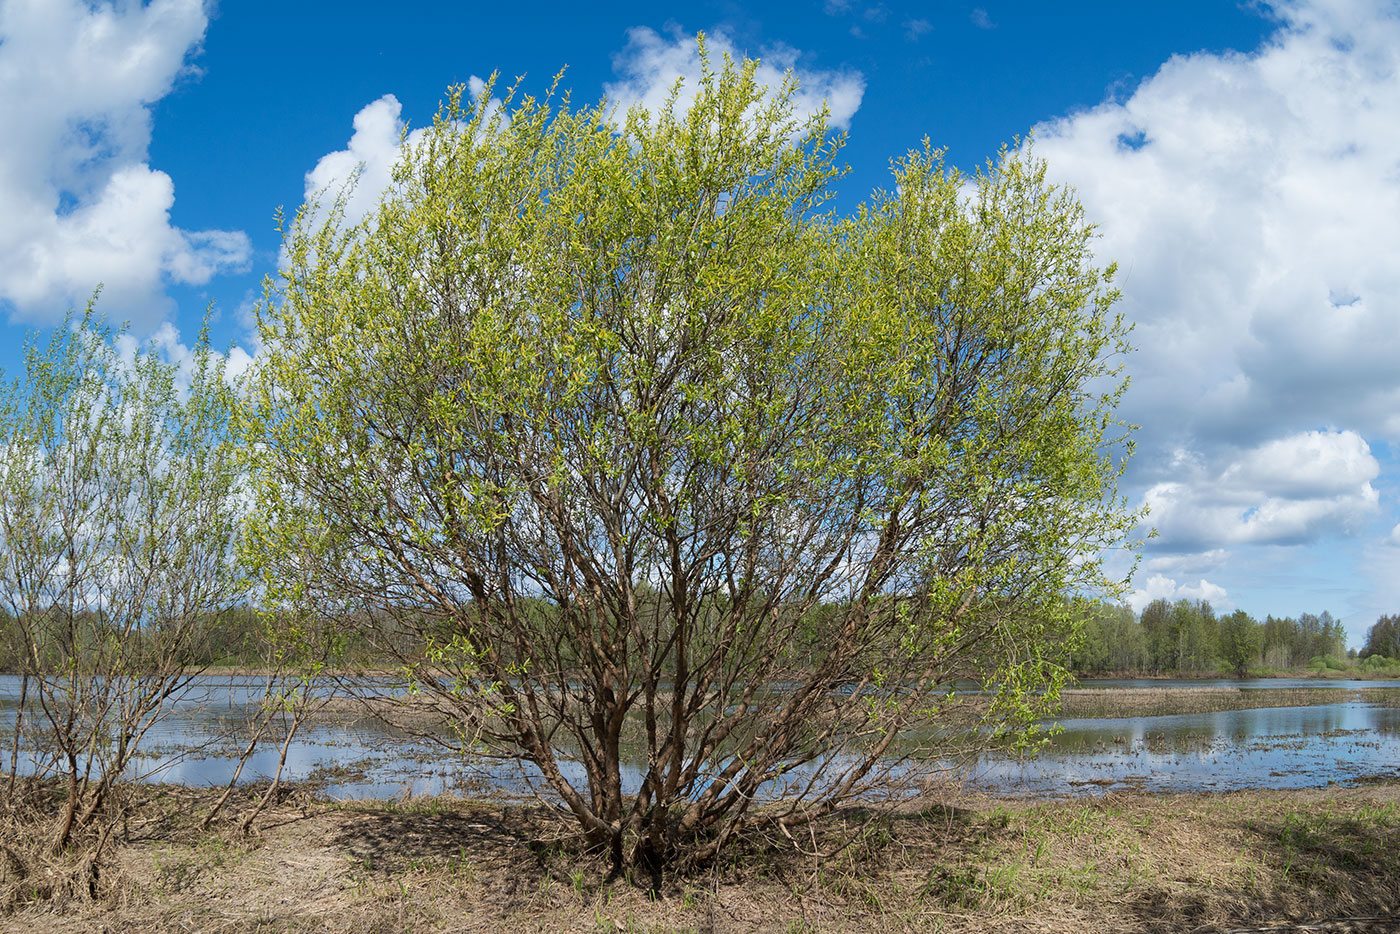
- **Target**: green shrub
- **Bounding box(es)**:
[1358,654,1400,675]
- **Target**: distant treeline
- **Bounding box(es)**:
[1071,599,1400,676]
[0,583,1032,679]
[0,606,295,673]
[6,598,1398,680]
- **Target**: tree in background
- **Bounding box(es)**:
[0,307,245,865]
[1139,598,1174,672]
[245,53,1137,874]
[1298,611,1346,664]
[1218,609,1261,676]
[1262,615,1296,669]
[1074,603,1356,677]
[1172,600,1219,673]
[1070,603,1145,673]
[1362,615,1400,660]
[1138,598,1214,672]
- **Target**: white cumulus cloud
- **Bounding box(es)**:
[1028,0,1400,602]
[0,0,250,326]
[1128,573,1231,613]
[605,26,865,130]
[1033,0,1400,468]
[302,94,417,230]
[299,77,505,233]
[1143,430,1380,552]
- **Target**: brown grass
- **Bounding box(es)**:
[316,686,1400,731]
[2,779,1397,932]
[1057,686,1400,719]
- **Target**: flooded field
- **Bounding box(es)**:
[975,699,1400,794]
[2,674,1397,799]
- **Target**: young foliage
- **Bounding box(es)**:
[247,51,1137,873]
[0,304,245,853]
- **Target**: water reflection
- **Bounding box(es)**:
[2,675,1397,799]
[972,702,1400,795]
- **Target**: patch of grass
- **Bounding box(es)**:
[1057,685,1400,718]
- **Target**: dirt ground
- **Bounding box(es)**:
[4,779,1399,933]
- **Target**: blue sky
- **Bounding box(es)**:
[2,0,1397,646]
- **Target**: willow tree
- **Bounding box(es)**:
[0,308,245,857]
[247,53,1135,873]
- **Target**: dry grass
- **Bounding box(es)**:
[0,808,101,915]
[1,779,1397,932]
[317,685,1400,730]
[1057,686,1400,719]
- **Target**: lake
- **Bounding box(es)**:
[1,674,1396,799]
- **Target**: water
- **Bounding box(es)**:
[970,701,1400,795]
[2,674,1396,799]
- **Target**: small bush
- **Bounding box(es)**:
[1358,654,1400,675]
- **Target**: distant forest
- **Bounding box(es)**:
[1072,600,1400,677]
[5,599,1399,680]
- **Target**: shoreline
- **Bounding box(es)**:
[1076,667,1400,681]
[8,663,1395,681]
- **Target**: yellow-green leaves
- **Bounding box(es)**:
[244,44,1137,865]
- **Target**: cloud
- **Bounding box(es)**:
[1143,430,1380,552]
[1128,573,1231,613]
[114,321,253,393]
[904,18,933,41]
[970,8,995,29]
[1144,549,1230,575]
[1033,0,1400,472]
[302,28,862,236]
[1221,430,1382,499]
[0,0,250,327]
[300,77,506,235]
[1030,0,1400,609]
[605,26,865,131]
[302,94,414,230]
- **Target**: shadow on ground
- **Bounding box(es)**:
[327,805,534,873]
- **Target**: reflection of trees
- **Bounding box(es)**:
[1364,707,1400,736]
